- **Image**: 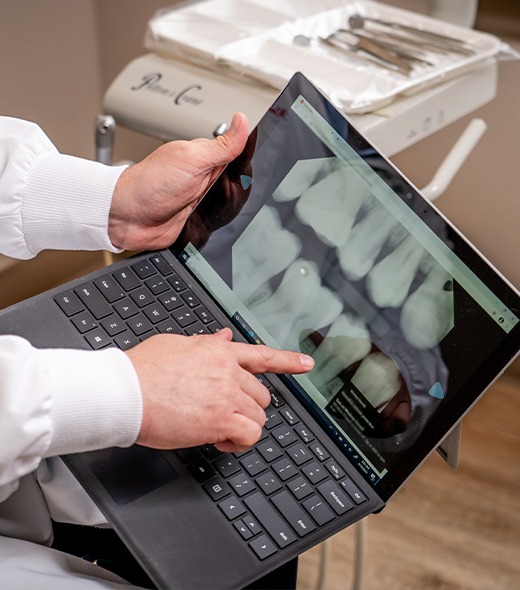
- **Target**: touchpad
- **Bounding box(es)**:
[89,445,178,506]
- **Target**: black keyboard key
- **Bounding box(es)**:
[131,260,156,279]
[126,314,153,336]
[271,425,298,448]
[326,461,346,481]
[303,495,335,526]
[203,477,230,501]
[113,298,138,319]
[168,274,187,292]
[243,493,297,548]
[310,443,329,462]
[269,389,285,408]
[243,514,261,536]
[130,286,155,308]
[255,473,282,496]
[187,458,214,482]
[286,444,312,466]
[156,319,183,335]
[75,285,112,319]
[200,444,222,460]
[264,408,283,430]
[54,290,84,316]
[213,455,241,478]
[257,440,283,463]
[218,495,246,520]
[234,520,253,540]
[340,478,368,505]
[114,331,139,350]
[181,291,199,308]
[272,458,298,482]
[143,304,169,325]
[195,307,214,324]
[85,328,112,350]
[317,480,355,515]
[281,408,300,426]
[71,311,98,333]
[158,291,183,311]
[295,425,315,444]
[249,535,277,560]
[145,276,169,295]
[113,268,141,292]
[229,473,256,497]
[94,276,125,303]
[150,253,174,276]
[302,462,328,485]
[287,476,313,500]
[184,321,209,336]
[240,453,267,477]
[172,306,197,328]
[100,316,126,337]
[271,491,316,537]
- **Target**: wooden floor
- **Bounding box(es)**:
[297,375,520,590]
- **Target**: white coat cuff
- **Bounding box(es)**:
[41,347,143,457]
[21,152,127,255]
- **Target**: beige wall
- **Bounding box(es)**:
[0,0,101,158]
[0,0,519,373]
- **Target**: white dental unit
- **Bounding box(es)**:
[99,0,504,467]
[100,0,501,162]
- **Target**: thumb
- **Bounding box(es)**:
[211,327,234,341]
[211,112,249,164]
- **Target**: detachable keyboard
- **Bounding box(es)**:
[53,252,368,561]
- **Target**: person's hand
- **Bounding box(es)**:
[125,328,314,453]
[108,112,249,251]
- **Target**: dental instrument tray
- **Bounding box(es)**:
[145,0,502,113]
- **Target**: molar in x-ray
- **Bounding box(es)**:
[232,206,301,306]
[366,233,427,308]
[400,262,455,349]
[337,204,399,281]
[351,352,402,410]
[294,162,374,247]
[250,259,343,351]
[307,313,371,392]
[272,157,331,202]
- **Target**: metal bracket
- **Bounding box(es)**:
[436,420,462,469]
[95,114,116,165]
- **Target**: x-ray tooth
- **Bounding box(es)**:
[366,233,427,308]
[250,259,343,351]
[294,164,373,247]
[232,206,301,305]
[400,262,455,349]
[308,314,371,391]
[337,205,399,281]
[351,352,402,410]
[272,157,332,202]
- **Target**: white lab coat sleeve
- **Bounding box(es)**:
[0,335,142,504]
[0,117,142,508]
[0,115,127,258]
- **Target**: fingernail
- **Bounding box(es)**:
[228,112,240,135]
[299,354,315,369]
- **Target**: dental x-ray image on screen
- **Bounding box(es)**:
[182,88,517,484]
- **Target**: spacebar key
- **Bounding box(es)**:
[244,493,297,548]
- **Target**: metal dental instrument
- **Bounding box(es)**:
[337,29,435,67]
[293,32,413,75]
[348,14,476,56]
[325,30,414,74]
